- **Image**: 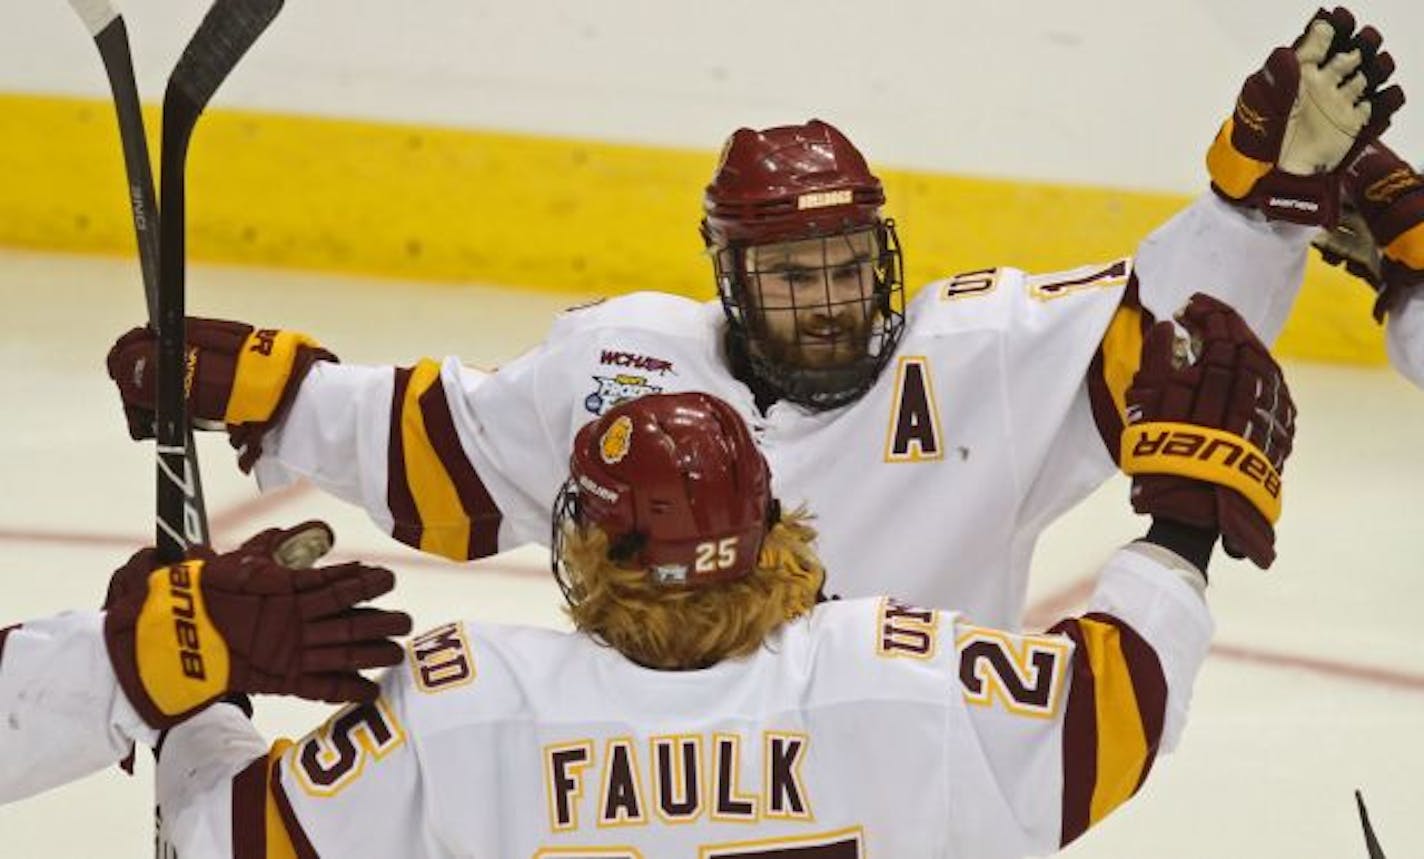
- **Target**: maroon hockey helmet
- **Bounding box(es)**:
[552,392,774,595]
[699,120,905,411]
[701,119,887,247]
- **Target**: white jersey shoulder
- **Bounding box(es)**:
[908,258,1134,338]
[393,599,958,733]
[549,291,719,341]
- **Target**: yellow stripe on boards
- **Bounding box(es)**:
[0,93,1387,364]
[400,359,470,561]
[1077,618,1149,828]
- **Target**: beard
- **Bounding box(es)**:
[756,313,872,370]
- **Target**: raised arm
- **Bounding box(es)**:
[951,293,1297,855]
[1136,9,1401,334]
[107,318,566,562]
[1068,9,1400,475]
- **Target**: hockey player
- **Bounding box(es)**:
[108,8,1396,627]
[150,295,1295,858]
[0,524,410,804]
[1312,139,1424,389]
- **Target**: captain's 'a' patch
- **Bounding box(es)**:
[884,356,943,462]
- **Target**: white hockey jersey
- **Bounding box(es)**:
[256,194,1312,627]
[156,546,1213,859]
[0,612,156,804]
[1386,288,1424,389]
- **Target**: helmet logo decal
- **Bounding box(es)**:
[600,415,634,464]
[651,563,690,585]
[577,473,618,503]
[797,189,853,210]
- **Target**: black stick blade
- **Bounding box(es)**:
[168,0,284,111]
[1356,790,1387,859]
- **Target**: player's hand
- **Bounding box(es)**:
[106,318,337,472]
[101,522,336,614]
[1207,6,1404,226]
[1314,141,1424,320]
[103,539,411,729]
[1314,203,1382,284]
[1121,294,1297,569]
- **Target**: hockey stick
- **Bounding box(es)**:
[1356,790,1388,859]
[66,0,211,550]
[154,0,284,562]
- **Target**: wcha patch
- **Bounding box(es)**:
[599,349,675,375]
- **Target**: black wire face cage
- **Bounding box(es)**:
[714,220,905,411]
[550,477,582,607]
[550,476,646,608]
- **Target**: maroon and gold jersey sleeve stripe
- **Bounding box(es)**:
[233,740,317,859]
[1087,275,1153,459]
[386,359,504,561]
[416,364,502,559]
[270,748,321,859]
[1050,613,1168,847]
[386,367,422,550]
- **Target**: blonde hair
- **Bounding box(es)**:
[560,509,824,670]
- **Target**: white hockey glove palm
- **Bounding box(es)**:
[1207,7,1404,226]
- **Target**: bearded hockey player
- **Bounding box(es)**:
[0,524,409,804]
[150,300,1296,857]
[109,7,1396,627]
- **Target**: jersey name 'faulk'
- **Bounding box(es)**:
[543,731,811,830]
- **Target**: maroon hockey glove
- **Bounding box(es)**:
[1315,141,1424,320]
[1121,294,1297,569]
[101,521,337,614]
[107,318,337,472]
[1206,7,1405,226]
[104,541,411,729]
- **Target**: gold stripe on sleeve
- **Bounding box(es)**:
[264,740,299,859]
[398,359,471,560]
[1100,304,1145,422]
[1078,618,1150,827]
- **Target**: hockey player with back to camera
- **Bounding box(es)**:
[108,7,1404,627]
[149,293,1294,858]
[0,523,411,804]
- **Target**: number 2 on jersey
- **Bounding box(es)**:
[535,824,864,858]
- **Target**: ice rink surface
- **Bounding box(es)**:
[0,247,1421,857]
